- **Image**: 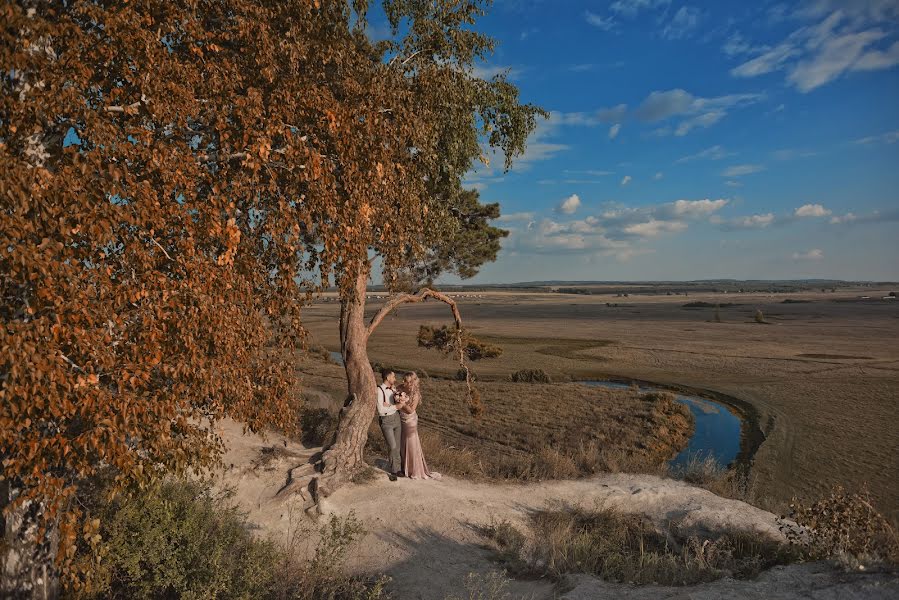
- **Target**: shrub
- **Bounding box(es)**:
[754,309,766,324]
[445,571,515,600]
[350,465,380,485]
[300,407,337,447]
[276,511,389,600]
[673,453,728,486]
[309,345,339,364]
[80,481,388,600]
[509,369,552,383]
[456,368,477,382]
[84,481,280,599]
[482,520,527,559]
[489,506,800,586]
[417,325,503,360]
[779,485,899,568]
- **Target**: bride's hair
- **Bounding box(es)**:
[403,371,421,405]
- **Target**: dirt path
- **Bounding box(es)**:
[215,420,898,599]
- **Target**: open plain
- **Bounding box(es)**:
[302,285,899,519]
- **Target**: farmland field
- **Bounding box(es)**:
[300,285,899,518]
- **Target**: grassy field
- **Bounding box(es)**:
[300,286,899,518]
[296,361,693,481]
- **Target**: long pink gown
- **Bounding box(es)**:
[400,411,441,480]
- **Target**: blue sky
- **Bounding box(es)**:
[381,0,899,282]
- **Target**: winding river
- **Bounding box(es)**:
[581,380,743,469]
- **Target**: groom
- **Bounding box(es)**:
[376,368,402,481]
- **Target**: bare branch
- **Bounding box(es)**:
[60,354,84,372]
[149,237,173,261]
[104,102,141,114]
[366,287,462,339]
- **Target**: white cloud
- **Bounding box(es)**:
[676,145,734,163]
[471,64,522,81]
[731,44,798,78]
[597,104,628,122]
[854,129,899,145]
[830,212,857,224]
[565,169,614,177]
[507,195,731,258]
[722,32,761,56]
[585,11,616,31]
[624,219,687,237]
[771,148,818,160]
[794,203,832,217]
[674,111,725,136]
[556,194,581,214]
[727,6,899,92]
[788,28,887,92]
[608,124,621,140]
[635,89,695,121]
[719,213,776,229]
[620,175,632,186]
[609,0,669,18]
[634,89,763,136]
[662,198,729,218]
[495,211,536,223]
[724,180,742,187]
[722,164,766,177]
[792,248,824,260]
[854,40,899,70]
[662,6,702,40]
[654,172,664,180]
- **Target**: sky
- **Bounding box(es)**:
[375,0,899,283]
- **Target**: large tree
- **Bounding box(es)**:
[1,0,336,591]
[280,0,544,504]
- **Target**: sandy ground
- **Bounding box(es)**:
[301,288,899,518]
[214,419,899,599]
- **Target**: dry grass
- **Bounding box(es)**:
[482,506,802,586]
[670,454,755,503]
[294,356,693,482]
[410,380,692,481]
[300,290,899,519]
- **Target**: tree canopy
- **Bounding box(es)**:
[1,0,542,590]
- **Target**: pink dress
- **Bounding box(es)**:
[400,411,441,480]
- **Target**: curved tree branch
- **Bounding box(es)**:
[366,287,480,414]
[366,287,462,339]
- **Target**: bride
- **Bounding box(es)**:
[395,372,441,480]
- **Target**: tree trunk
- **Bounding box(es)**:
[313,270,376,500]
[1,481,60,600]
[285,274,473,511]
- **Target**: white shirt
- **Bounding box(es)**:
[376,384,397,417]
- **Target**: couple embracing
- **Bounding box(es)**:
[376,368,441,482]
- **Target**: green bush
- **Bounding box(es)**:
[509,369,552,383]
[80,481,388,600]
[417,325,503,360]
[85,481,279,599]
